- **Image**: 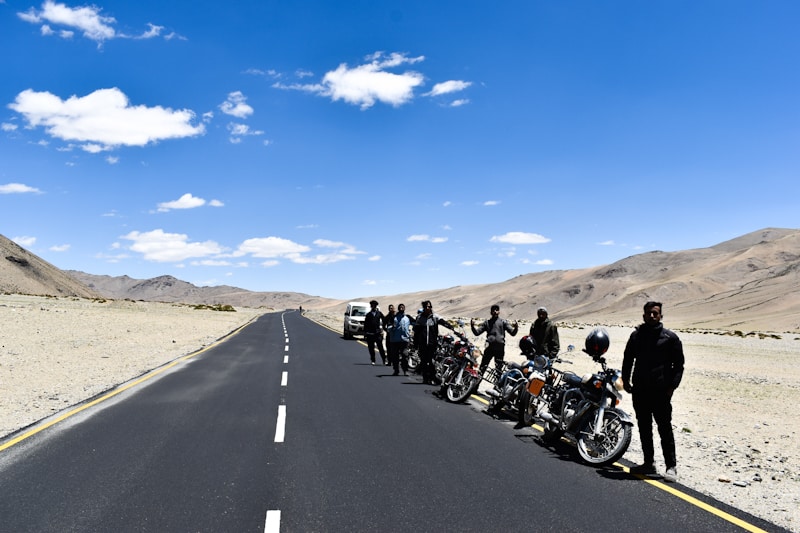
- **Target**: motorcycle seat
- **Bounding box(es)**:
[563,372,583,387]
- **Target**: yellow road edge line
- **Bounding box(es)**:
[0,318,257,454]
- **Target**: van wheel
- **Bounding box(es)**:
[343,327,352,339]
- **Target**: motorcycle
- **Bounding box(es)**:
[516,346,574,427]
[432,332,457,382]
[484,335,542,415]
[534,328,633,466]
[438,323,482,403]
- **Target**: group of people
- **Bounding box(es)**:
[362,300,563,384]
[362,298,685,483]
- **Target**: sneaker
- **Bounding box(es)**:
[630,463,657,476]
[664,467,678,483]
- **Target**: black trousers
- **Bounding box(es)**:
[388,341,409,372]
[419,343,436,382]
[479,343,505,374]
[366,333,386,363]
[632,387,676,468]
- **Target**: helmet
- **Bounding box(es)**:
[583,327,610,358]
[519,335,537,356]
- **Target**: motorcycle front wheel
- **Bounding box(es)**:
[407,347,420,371]
[517,391,534,425]
[446,373,478,403]
[576,409,633,466]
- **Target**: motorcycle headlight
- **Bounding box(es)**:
[612,372,624,392]
[533,355,548,370]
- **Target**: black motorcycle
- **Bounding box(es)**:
[535,328,633,466]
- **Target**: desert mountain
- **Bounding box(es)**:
[356,228,800,332]
[64,271,335,310]
[0,235,100,299]
[3,228,799,332]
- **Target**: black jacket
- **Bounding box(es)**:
[364,309,385,336]
[622,322,685,392]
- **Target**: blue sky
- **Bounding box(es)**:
[2,1,798,300]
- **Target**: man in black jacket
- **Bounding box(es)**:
[622,301,685,482]
[364,300,386,366]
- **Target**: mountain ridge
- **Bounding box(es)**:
[3,228,799,332]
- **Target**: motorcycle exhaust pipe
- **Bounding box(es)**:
[539,411,558,423]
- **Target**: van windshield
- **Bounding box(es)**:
[352,306,369,316]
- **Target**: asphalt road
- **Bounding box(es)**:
[0,311,784,532]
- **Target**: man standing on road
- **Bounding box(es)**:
[529,306,560,357]
[383,304,396,358]
[622,301,685,483]
[413,300,454,385]
[364,300,386,366]
[471,304,518,375]
[388,303,412,376]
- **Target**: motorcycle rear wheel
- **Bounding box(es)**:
[576,409,633,466]
[446,374,478,403]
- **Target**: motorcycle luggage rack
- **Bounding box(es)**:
[481,361,509,384]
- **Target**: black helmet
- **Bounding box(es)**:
[519,335,537,356]
[583,327,610,358]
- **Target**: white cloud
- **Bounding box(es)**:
[17,1,168,44]
[18,0,116,42]
[483,200,500,206]
[363,279,377,286]
[209,199,224,207]
[449,99,470,107]
[0,183,41,194]
[461,260,479,266]
[425,80,472,97]
[9,88,205,151]
[122,229,224,262]
[49,244,70,252]
[274,52,425,110]
[12,236,36,247]
[490,232,551,245]
[106,155,119,164]
[368,255,381,261]
[236,237,311,258]
[219,91,254,119]
[442,200,452,207]
[2,122,18,131]
[407,234,448,243]
[597,240,615,246]
[157,193,206,212]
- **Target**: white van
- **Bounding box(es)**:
[343,301,371,339]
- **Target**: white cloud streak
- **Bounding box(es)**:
[490,232,551,245]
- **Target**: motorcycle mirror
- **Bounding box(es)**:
[567,345,575,352]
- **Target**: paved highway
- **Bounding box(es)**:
[0,311,783,532]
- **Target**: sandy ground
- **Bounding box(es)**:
[1,295,797,531]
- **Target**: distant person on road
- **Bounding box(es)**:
[383,304,396,358]
[388,303,412,376]
[413,300,454,384]
[622,301,685,483]
[471,304,518,375]
[364,300,386,366]
[529,306,560,357]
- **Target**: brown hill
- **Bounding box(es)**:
[0,235,100,299]
[346,228,800,332]
[63,272,336,310]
